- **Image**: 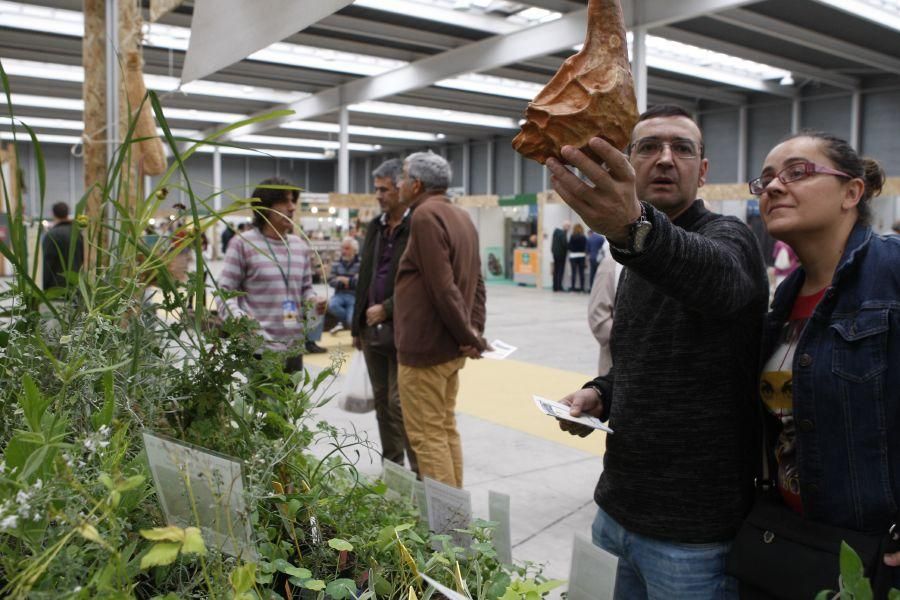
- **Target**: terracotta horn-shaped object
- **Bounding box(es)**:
[512,0,638,165]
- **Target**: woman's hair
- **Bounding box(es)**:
[784,131,885,225]
[572,223,584,235]
[251,177,299,228]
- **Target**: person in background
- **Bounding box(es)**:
[568,223,588,292]
[351,158,418,473]
[551,221,570,292]
[587,237,620,376]
[772,239,799,286]
[740,131,900,593]
[394,152,487,488]
[586,229,606,289]
[548,105,768,599]
[221,221,236,254]
[42,201,83,291]
[217,177,325,374]
[326,237,360,333]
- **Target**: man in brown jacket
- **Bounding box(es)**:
[394,152,488,488]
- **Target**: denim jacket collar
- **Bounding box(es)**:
[769,222,873,322]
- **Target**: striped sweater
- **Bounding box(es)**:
[216,228,315,350]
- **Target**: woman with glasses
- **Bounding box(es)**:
[736,131,900,596]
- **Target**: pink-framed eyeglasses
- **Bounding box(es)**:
[749,161,852,196]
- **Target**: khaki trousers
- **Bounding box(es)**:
[362,340,418,474]
[398,357,466,488]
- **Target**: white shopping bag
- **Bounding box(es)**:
[339,350,375,413]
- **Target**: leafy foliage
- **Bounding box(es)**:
[0,59,558,599]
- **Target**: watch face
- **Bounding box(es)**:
[633,221,652,252]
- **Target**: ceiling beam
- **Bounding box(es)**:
[711,8,900,76]
[520,0,586,12]
[650,77,747,105]
[653,26,859,90]
[205,0,770,140]
[623,0,761,29]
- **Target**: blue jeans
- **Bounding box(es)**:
[328,293,355,326]
[591,507,737,600]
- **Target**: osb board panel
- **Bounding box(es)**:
[150,0,185,22]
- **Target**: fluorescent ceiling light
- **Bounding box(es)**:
[436,72,541,99]
[2,58,305,106]
[282,121,441,141]
[353,0,519,34]
[194,146,328,160]
[1,116,84,130]
[5,94,84,111]
[237,134,379,152]
[0,0,82,35]
[350,101,519,128]
[814,0,900,31]
[572,32,790,91]
[0,131,81,144]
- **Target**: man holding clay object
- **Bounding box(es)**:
[550,105,769,599]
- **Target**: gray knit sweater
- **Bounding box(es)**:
[589,199,769,543]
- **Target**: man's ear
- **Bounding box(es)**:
[697,158,710,188]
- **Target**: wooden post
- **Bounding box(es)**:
[83,0,107,270]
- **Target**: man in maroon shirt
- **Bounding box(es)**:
[351,159,418,473]
[393,152,488,488]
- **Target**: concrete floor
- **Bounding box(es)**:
[310,282,605,595]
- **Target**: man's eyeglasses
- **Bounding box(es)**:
[748,161,852,196]
[629,137,702,159]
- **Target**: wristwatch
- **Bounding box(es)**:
[615,203,653,255]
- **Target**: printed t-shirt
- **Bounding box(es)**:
[759,287,827,514]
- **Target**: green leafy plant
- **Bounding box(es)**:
[815,542,900,600]
[0,57,560,599]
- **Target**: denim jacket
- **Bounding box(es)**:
[763,224,900,533]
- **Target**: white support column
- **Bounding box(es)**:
[338,106,350,194]
[850,90,862,150]
[462,142,471,194]
[542,163,549,191]
[364,156,372,192]
[513,151,522,195]
[212,148,222,259]
[486,140,495,195]
[104,0,119,163]
[737,105,748,183]
[632,26,649,113]
[791,98,802,134]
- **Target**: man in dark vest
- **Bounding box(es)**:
[351,159,418,474]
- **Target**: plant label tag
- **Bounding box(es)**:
[142,431,256,560]
[282,299,300,325]
[488,491,513,566]
[424,477,472,550]
[567,534,618,600]
[414,480,428,524]
[382,459,417,503]
[420,572,472,600]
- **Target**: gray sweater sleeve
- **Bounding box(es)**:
[611,203,767,318]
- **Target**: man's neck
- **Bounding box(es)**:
[386,207,405,227]
[260,224,290,239]
[658,199,696,222]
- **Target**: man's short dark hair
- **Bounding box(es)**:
[372,158,403,186]
[251,177,299,228]
[632,104,705,158]
[52,202,69,220]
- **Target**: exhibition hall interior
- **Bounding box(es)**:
[1,0,899,598]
